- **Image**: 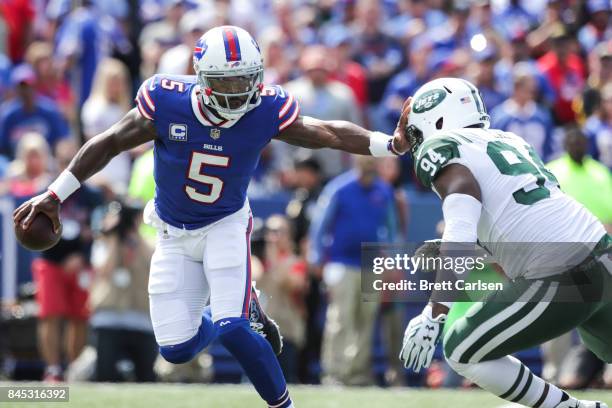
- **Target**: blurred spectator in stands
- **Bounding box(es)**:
[270,0,316,58]
[537,25,586,124]
[157,10,207,75]
[382,37,431,130]
[55,0,131,107]
[495,31,555,103]
[248,144,284,197]
[127,149,157,243]
[428,3,471,60]
[0,64,71,159]
[584,82,612,170]
[376,156,408,386]
[545,126,612,386]
[0,0,34,63]
[0,52,12,101]
[493,0,536,40]
[578,0,611,53]
[32,141,103,382]
[259,27,294,85]
[139,0,188,78]
[547,126,612,231]
[470,47,506,111]
[82,59,133,196]
[491,64,555,161]
[89,200,157,382]
[351,0,402,127]
[283,45,360,178]
[286,155,324,253]
[377,157,408,239]
[325,26,369,111]
[468,0,508,54]
[388,0,446,44]
[309,156,396,385]
[2,131,52,197]
[0,154,9,179]
[284,155,325,383]
[581,41,612,120]
[526,0,564,54]
[24,42,74,122]
[255,215,307,383]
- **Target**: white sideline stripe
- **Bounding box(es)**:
[449,280,543,363]
[469,282,558,364]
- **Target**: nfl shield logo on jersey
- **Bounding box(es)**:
[210,128,221,140]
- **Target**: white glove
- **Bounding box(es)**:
[399,304,446,373]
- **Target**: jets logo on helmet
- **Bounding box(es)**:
[193,25,264,121]
[406,78,490,156]
[413,89,447,113]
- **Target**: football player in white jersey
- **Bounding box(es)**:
[398,78,611,408]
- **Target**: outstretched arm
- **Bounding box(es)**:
[275,98,413,156]
[14,108,157,231]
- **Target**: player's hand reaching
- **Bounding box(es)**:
[399,303,446,373]
[13,191,62,233]
[391,97,413,155]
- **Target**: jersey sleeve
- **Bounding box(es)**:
[269,85,300,133]
[135,76,159,121]
[413,136,462,188]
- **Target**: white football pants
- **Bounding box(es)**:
[144,200,253,346]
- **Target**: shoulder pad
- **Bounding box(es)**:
[414,136,461,188]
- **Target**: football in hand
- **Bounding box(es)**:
[15,213,62,251]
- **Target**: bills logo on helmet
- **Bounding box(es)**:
[194,38,208,59]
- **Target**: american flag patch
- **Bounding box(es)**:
[460,96,471,104]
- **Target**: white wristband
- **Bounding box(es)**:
[48,170,81,202]
[369,132,399,157]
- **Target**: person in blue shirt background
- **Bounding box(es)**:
[584,82,612,170]
[54,0,131,107]
[381,36,431,131]
[309,156,397,386]
[491,64,556,161]
[471,47,507,112]
[0,64,71,159]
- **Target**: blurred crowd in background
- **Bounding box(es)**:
[0,0,611,390]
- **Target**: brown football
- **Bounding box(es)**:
[15,213,62,251]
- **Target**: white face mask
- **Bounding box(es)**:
[197,69,263,119]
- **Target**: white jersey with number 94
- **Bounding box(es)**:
[414,128,606,279]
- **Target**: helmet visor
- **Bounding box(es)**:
[206,74,259,110]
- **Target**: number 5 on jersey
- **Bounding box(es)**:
[185,152,229,204]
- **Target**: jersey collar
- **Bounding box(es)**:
[190,85,239,128]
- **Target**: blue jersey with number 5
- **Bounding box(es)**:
[135,75,300,229]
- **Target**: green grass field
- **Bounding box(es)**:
[1,383,611,408]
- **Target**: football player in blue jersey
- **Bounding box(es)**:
[14,26,412,407]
